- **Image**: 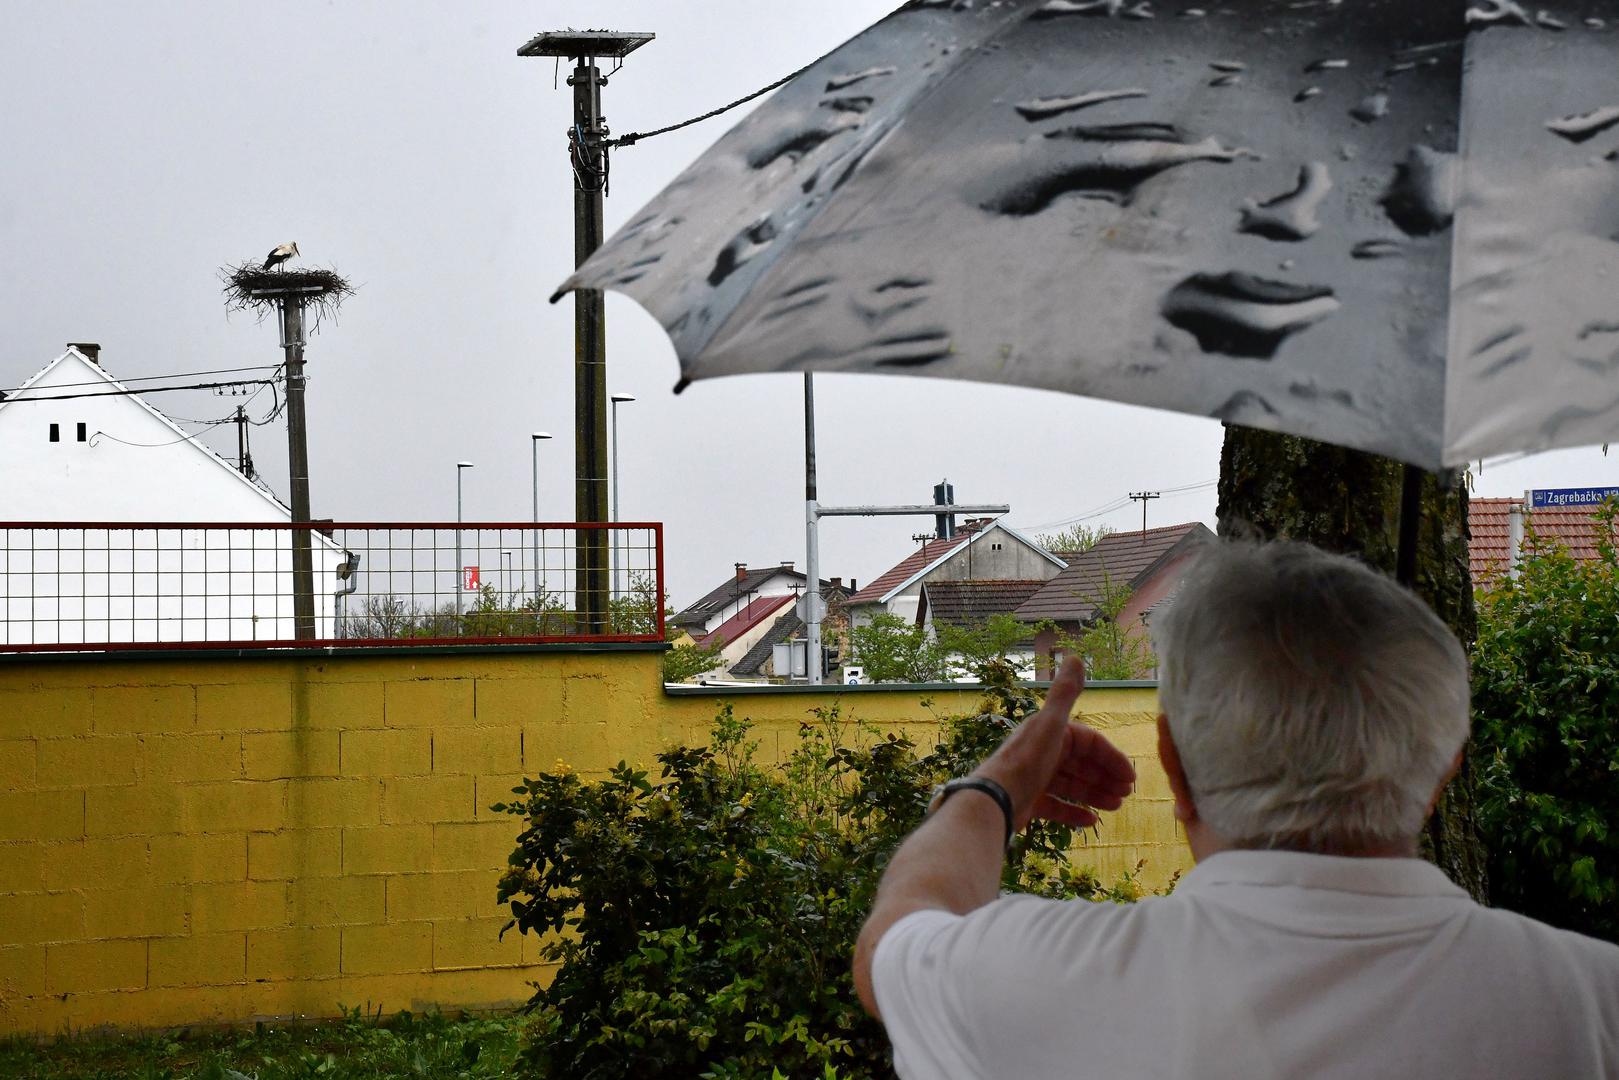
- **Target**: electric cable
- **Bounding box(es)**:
[610,52,830,148]
[0,364,280,397]
[0,379,277,405]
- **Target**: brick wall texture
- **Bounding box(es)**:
[0,649,1181,1033]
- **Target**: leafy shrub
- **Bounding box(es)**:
[1472,502,1619,941]
[495,662,1161,1079]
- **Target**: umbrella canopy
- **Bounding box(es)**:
[556,0,1619,470]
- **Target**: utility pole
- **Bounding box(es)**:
[1129,491,1160,535]
[229,258,349,642]
[520,29,654,635]
[804,373,821,683]
[280,295,316,640]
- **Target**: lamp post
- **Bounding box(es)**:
[501,550,513,597]
[610,394,635,591]
[530,432,552,603]
[455,461,475,627]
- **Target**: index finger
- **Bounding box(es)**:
[1040,656,1087,720]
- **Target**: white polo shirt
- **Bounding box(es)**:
[872,850,1619,1079]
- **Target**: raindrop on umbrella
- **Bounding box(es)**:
[1379,145,1458,236]
[1351,92,1391,123]
[1239,163,1334,241]
[1014,88,1150,121]
[1545,104,1619,143]
[1162,272,1341,359]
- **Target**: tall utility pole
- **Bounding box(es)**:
[279,297,316,639]
[1129,491,1161,535]
[804,373,821,683]
[519,29,654,634]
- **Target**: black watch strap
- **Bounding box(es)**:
[929,776,1015,849]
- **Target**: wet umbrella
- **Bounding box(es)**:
[554,0,1619,472]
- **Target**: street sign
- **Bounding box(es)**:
[462,566,481,591]
[1530,487,1619,509]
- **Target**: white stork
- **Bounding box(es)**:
[263,242,300,271]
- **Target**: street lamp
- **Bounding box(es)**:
[530,432,552,602]
[455,461,475,627]
[610,394,635,590]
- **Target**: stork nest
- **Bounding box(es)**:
[221,262,354,325]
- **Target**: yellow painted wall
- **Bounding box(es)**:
[0,648,1186,1034]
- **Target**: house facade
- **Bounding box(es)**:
[844,518,1067,628]
[1015,522,1213,678]
[0,347,346,645]
[670,562,852,682]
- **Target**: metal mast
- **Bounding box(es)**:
[520,29,654,634]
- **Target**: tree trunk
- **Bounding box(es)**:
[1216,426,1488,903]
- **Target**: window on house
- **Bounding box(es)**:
[76,422,87,442]
[48,423,59,442]
[992,542,1003,551]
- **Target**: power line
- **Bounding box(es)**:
[1020,480,1218,534]
[0,364,281,398]
[611,52,830,148]
[88,429,210,449]
[0,379,276,406]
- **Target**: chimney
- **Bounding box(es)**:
[780,560,794,571]
[849,578,857,593]
[933,478,957,540]
[67,342,101,365]
[735,562,748,583]
[829,576,843,591]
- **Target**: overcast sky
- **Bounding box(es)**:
[2,1,1613,605]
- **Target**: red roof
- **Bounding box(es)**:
[847,531,976,606]
[695,593,797,649]
[1469,498,1614,584]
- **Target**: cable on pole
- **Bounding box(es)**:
[610,53,828,148]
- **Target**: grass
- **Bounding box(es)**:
[0,1007,524,1080]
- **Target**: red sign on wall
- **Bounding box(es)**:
[462,566,480,591]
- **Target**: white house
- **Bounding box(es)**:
[0,346,347,646]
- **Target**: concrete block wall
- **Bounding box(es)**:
[0,648,1183,1033]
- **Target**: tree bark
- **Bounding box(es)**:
[1216,425,1488,903]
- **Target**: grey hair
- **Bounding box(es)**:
[1152,541,1469,853]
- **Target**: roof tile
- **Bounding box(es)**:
[922,580,1046,629]
[1469,497,1614,584]
[1015,522,1211,623]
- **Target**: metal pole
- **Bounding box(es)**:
[570,57,610,634]
[532,435,542,602]
[456,462,473,627]
[1507,497,1526,582]
[804,373,822,685]
[279,297,316,640]
[456,467,464,625]
[612,396,621,594]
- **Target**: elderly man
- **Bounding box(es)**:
[854,541,1619,1078]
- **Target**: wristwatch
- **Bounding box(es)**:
[926,776,1015,849]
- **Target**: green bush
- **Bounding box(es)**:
[494,663,1160,1079]
[1472,502,1619,942]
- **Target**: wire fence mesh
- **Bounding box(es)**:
[0,521,663,651]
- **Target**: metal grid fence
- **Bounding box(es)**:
[0,521,663,651]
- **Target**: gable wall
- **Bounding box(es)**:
[0,355,284,522]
